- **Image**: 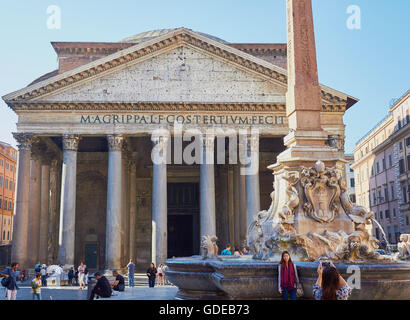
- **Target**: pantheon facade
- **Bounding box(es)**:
[3,28,357,271]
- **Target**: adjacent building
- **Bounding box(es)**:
[344,154,356,203]
[0,141,17,244]
[352,90,410,244]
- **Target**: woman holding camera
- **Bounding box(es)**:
[313,262,352,300]
[278,251,300,300]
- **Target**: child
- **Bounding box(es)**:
[31,273,42,300]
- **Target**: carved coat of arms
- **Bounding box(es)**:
[300,161,341,223]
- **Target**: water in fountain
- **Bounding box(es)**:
[371,218,392,254]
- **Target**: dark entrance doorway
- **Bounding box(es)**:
[84,243,98,269]
[167,183,200,258]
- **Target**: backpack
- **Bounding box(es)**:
[1,268,10,288]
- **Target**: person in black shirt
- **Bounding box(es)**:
[89,272,112,300]
[146,263,157,288]
[111,270,125,292]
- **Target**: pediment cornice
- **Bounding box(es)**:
[3,28,357,110]
[10,101,346,113]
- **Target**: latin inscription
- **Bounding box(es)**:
[80,114,286,126]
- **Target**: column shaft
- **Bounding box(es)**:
[239,164,247,246]
[129,161,137,260]
[38,163,50,263]
[47,159,59,265]
[58,134,80,265]
[11,133,36,268]
[105,135,123,270]
[151,135,168,266]
[245,136,260,233]
[200,135,216,237]
[28,157,41,266]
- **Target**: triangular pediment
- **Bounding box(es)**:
[36,45,287,104]
[2,28,357,109]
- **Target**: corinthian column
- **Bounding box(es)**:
[27,143,43,266]
[11,133,38,268]
[38,153,54,263]
[245,135,260,231]
[105,134,123,270]
[151,134,169,266]
[58,134,80,265]
[129,160,137,260]
[47,159,59,265]
[200,134,216,238]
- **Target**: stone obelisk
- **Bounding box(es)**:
[269,0,350,236]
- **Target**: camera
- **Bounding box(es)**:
[321,261,331,268]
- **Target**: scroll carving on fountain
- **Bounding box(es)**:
[248,160,394,262]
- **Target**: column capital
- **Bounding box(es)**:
[129,160,137,173]
[246,135,259,151]
[50,159,59,172]
[62,134,81,151]
[13,133,39,151]
[201,134,215,151]
[152,135,169,151]
[107,134,124,151]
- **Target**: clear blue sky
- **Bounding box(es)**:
[0,0,409,152]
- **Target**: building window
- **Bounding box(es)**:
[375,228,379,240]
[384,187,389,202]
[391,185,395,199]
[350,178,355,188]
[0,199,2,209]
[399,159,405,174]
[406,136,410,147]
[374,212,377,220]
[371,166,374,176]
[385,210,390,219]
[2,231,5,241]
[376,162,380,174]
[350,194,356,203]
[5,162,9,169]
[0,160,3,166]
[378,189,383,203]
[403,186,408,203]
[4,200,7,211]
[8,202,11,210]
[388,154,392,167]
[380,211,383,219]
[407,215,409,226]
[5,179,8,189]
[10,165,13,172]
[393,208,396,217]
[407,155,410,172]
[7,231,9,240]
[399,142,403,151]
[387,226,392,243]
[382,158,386,170]
[398,119,402,129]
[373,192,376,205]
[394,225,399,243]
[0,176,2,186]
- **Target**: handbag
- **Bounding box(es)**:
[296,283,304,298]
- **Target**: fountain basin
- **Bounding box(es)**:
[165,256,410,300]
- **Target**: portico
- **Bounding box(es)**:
[3,28,354,270]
